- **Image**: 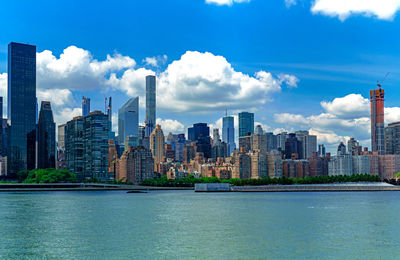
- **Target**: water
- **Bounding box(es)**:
[0,191,399,259]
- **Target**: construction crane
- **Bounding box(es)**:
[377,72,390,89]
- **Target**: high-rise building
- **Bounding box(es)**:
[188,123,209,141]
[83,111,109,181]
[265,132,277,153]
[82,96,90,117]
[212,128,220,146]
[0,97,3,156]
[252,133,267,154]
[318,144,326,157]
[385,122,400,155]
[370,86,385,154]
[255,125,264,135]
[337,142,346,155]
[239,112,254,137]
[284,133,302,159]
[118,97,139,145]
[8,42,37,176]
[347,137,360,155]
[145,75,156,137]
[232,149,251,179]
[276,132,288,151]
[222,116,235,155]
[150,125,165,166]
[250,150,267,179]
[37,101,56,169]
[57,124,66,170]
[295,130,317,159]
[65,116,84,179]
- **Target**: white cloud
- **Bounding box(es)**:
[156,118,185,133]
[0,73,7,117]
[311,0,400,21]
[320,94,369,119]
[205,0,250,6]
[143,55,167,67]
[309,128,349,144]
[156,51,285,112]
[278,74,299,88]
[37,46,135,90]
[285,0,297,8]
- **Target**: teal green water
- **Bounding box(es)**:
[0,191,399,259]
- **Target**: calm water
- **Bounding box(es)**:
[0,191,399,259]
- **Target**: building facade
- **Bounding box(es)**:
[370,87,385,154]
[150,125,165,167]
[222,116,235,155]
[145,75,156,137]
[82,96,90,117]
[37,101,56,169]
[238,112,254,137]
[118,97,139,145]
[8,42,37,176]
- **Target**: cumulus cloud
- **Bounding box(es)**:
[311,0,400,21]
[156,118,185,133]
[37,46,135,90]
[278,74,299,88]
[156,51,285,112]
[205,0,250,6]
[143,55,167,67]
[320,94,369,119]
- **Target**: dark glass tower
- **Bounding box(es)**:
[145,75,156,137]
[8,42,37,176]
[238,112,254,137]
[37,101,56,169]
[82,96,90,117]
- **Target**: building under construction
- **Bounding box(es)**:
[370,87,385,154]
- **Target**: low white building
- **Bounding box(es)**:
[328,154,353,176]
[352,155,370,174]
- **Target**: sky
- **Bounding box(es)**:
[1,0,400,153]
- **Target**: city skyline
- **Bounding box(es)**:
[2,1,400,154]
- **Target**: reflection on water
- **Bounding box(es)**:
[0,191,399,259]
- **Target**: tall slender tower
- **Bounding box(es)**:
[8,42,37,176]
[222,116,235,155]
[145,75,156,137]
[370,86,385,154]
[82,96,90,117]
[37,101,56,169]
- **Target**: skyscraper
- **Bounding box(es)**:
[370,86,385,154]
[8,42,37,176]
[82,96,90,117]
[37,101,56,169]
[223,116,235,155]
[118,97,139,145]
[385,122,400,155]
[239,112,254,137]
[145,75,156,137]
[150,124,165,167]
[188,123,210,141]
[65,116,84,179]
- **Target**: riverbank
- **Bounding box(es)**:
[0,183,193,192]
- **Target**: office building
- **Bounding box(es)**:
[222,116,235,155]
[188,123,209,142]
[150,125,165,166]
[65,116,84,179]
[82,96,90,117]
[370,86,385,154]
[295,131,317,159]
[285,133,302,159]
[118,97,139,145]
[57,124,66,170]
[250,150,267,179]
[8,42,37,176]
[83,111,109,181]
[238,112,254,137]
[232,149,251,179]
[337,142,346,155]
[37,101,56,169]
[318,144,326,157]
[348,137,360,155]
[385,122,400,155]
[265,132,277,153]
[267,151,283,178]
[145,75,156,137]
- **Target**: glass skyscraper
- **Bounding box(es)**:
[37,101,56,169]
[222,116,235,155]
[238,112,254,137]
[118,97,139,145]
[82,96,90,117]
[8,42,37,176]
[145,75,156,137]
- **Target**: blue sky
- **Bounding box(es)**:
[1,0,400,152]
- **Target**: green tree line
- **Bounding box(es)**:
[141,174,381,187]
[17,169,77,183]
